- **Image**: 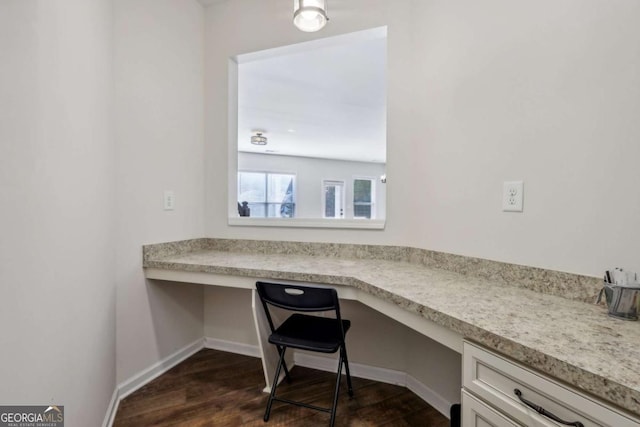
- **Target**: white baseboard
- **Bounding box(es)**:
[406,374,452,418]
[117,338,205,400]
[102,387,120,427]
[293,352,452,419]
[204,337,261,358]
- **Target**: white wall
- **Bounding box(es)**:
[205,0,640,277]
[204,287,258,346]
[407,0,640,276]
[114,0,206,384]
[238,152,386,219]
[0,0,116,424]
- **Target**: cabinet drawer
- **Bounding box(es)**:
[462,390,519,427]
[463,341,640,427]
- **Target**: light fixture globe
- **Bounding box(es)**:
[251,132,267,145]
[293,0,328,33]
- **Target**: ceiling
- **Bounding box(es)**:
[237,32,387,163]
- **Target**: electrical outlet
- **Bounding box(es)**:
[502,181,523,212]
[163,191,175,211]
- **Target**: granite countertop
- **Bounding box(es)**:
[143,239,640,417]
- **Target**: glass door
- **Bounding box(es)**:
[323,180,345,218]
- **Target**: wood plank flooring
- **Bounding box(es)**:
[114,349,450,426]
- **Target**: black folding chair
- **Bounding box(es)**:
[256,281,354,427]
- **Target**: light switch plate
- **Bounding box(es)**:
[163,190,175,211]
[502,181,523,212]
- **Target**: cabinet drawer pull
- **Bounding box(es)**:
[514,389,585,427]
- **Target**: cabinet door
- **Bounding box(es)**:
[462,390,519,427]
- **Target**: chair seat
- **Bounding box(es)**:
[268,313,351,354]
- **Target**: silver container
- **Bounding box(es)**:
[601,283,640,321]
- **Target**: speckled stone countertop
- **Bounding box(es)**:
[143,238,640,417]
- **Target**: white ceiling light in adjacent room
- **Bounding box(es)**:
[251,132,268,145]
[293,0,328,32]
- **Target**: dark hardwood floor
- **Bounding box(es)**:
[114,349,450,426]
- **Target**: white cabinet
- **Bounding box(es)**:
[462,390,519,427]
[462,341,640,427]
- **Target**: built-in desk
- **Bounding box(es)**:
[142,238,640,419]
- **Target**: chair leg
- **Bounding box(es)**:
[264,347,287,422]
[329,353,344,427]
[341,346,354,397]
[276,345,291,383]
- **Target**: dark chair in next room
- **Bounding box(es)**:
[255,281,354,427]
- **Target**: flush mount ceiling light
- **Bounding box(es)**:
[293,0,328,33]
[251,132,268,145]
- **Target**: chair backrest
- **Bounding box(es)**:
[256,281,339,312]
[256,281,345,337]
